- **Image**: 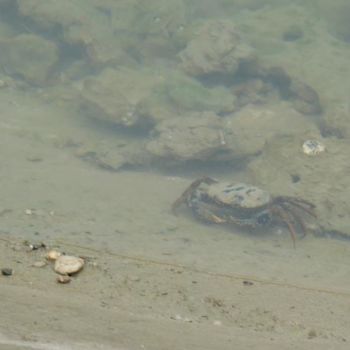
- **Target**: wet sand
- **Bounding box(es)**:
[0,233,349,350]
[0,92,349,349]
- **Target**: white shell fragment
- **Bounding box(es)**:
[54,255,84,275]
[302,140,325,156]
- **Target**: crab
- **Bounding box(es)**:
[172,177,316,246]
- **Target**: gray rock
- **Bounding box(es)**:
[0,34,58,85]
[146,111,228,163]
[79,68,163,127]
[222,103,320,158]
[179,19,256,76]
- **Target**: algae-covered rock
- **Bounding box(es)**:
[222,103,320,158]
[16,0,188,66]
[17,0,133,65]
[74,138,151,171]
[80,68,163,127]
[17,0,79,29]
[128,0,188,60]
[80,67,236,128]
[145,73,236,115]
[146,111,229,163]
[179,19,255,76]
[265,67,322,115]
[0,34,58,85]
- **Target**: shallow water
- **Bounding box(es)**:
[1,1,350,349]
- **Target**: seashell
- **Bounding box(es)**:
[46,250,62,261]
[302,140,325,156]
[54,255,84,275]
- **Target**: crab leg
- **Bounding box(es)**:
[275,196,317,218]
[225,215,258,228]
[188,199,227,224]
[172,177,217,214]
[272,206,297,248]
[279,202,309,238]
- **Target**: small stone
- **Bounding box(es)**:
[56,275,71,284]
[1,268,13,276]
[28,242,46,251]
[46,250,62,261]
[243,280,254,286]
[54,255,84,275]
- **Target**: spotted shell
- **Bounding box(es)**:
[206,182,271,209]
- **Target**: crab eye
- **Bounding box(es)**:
[257,212,271,225]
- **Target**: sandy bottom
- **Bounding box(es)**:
[0,91,349,350]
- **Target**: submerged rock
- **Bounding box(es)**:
[0,34,58,85]
[146,73,236,115]
[146,111,229,163]
[179,19,256,76]
[80,68,163,127]
[222,103,320,158]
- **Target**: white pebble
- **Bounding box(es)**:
[302,140,325,156]
[54,255,84,275]
[46,250,62,261]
